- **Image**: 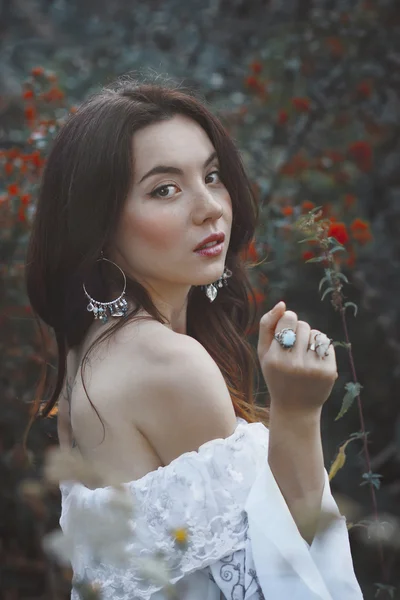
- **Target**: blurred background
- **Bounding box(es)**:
[1,0,400,598]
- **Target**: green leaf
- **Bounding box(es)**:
[344,301,358,317]
[332,341,351,349]
[298,236,319,244]
[318,274,331,292]
[334,272,349,284]
[349,430,370,440]
[305,255,326,263]
[326,237,345,247]
[348,431,365,441]
[309,205,323,214]
[361,471,383,490]
[374,583,397,598]
[321,286,335,301]
[329,245,346,255]
[335,382,363,421]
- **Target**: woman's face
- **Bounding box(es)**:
[109,114,233,302]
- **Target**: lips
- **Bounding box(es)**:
[194,232,225,251]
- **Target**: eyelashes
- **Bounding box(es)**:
[149,184,176,199]
[149,170,222,199]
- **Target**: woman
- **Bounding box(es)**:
[25,75,363,599]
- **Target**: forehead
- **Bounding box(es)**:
[132,114,216,176]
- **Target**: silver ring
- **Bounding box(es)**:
[274,327,296,350]
[307,333,333,358]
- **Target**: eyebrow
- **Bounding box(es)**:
[138,150,219,184]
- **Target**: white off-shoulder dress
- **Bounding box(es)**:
[59,416,364,600]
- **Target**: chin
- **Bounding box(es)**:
[195,268,225,287]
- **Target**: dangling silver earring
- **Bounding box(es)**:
[201,266,233,302]
[82,251,128,324]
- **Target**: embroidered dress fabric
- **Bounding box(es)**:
[59,417,364,600]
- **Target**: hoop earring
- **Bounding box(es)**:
[201,266,233,302]
[82,251,128,324]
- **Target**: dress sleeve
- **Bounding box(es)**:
[59,418,363,600]
[209,465,364,600]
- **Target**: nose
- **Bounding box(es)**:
[193,187,223,223]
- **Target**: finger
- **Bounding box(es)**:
[258,301,287,355]
[272,310,298,352]
[291,320,311,355]
[308,329,336,362]
[310,329,338,379]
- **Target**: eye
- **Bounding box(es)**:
[206,170,221,184]
[149,184,178,199]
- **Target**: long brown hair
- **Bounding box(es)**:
[24,73,269,445]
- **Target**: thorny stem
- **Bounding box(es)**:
[323,248,389,585]
[292,208,392,592]
[339,304,387,582]
[294,205,392,590]
[297,208,390,593]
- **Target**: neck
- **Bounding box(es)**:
[136,295,189,334]
[103,293,189,335]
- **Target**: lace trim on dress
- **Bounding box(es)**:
[60,418,269,600]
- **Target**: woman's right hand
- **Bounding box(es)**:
[257,301,338,416]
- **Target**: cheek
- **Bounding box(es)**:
[222,190,233,220]
[121,205,181,251]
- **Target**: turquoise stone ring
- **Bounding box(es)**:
[274,327,297,349]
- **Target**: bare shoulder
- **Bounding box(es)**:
[121,322,238,466]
